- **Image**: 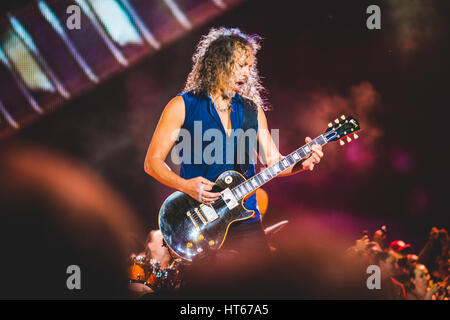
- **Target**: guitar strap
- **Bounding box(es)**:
[235,98,258,178]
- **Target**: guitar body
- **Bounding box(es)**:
[158,170,254,261]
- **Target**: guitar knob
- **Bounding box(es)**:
[334,119,339,124]
[186,242,193,248]
[328,122,333,128]
[341,115,345,120]
[209,240,215,246]
[340,140,345,146]
[353,133,359,139]
[346,136,352,142]
[198,234,204,241]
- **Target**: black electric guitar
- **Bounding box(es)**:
[159,115,361,261]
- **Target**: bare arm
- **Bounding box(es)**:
[256,107,323,177]
[144,96,220,203]
[144,96,187,190]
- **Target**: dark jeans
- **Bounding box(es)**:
[220,220,271,260]
[179,221,272,298]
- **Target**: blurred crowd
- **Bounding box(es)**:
[345,225,450,300]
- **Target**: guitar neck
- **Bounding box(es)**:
[231,134,329,200]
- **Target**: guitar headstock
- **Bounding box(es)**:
[323,115,361,146]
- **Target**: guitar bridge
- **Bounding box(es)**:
[186,211,200,231]
[194,207,208,225]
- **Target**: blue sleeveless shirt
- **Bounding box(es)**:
[176,90,260,223]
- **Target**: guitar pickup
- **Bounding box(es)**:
[221,188,239,210]
[199,204,219,222]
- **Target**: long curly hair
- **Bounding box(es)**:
[183,27,269,110]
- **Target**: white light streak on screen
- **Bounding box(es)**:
[1,30,55,93]
[163,0,192,30]
[0,99,20,129]
[88,0,143,46]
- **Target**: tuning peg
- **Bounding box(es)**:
[339,140,345,146]
[346,136,352,143]
[353,133,359,139]
[334,119,339,124]
[328,122,333,128]
[341,115,346,120]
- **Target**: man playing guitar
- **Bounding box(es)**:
[144,27,324,264]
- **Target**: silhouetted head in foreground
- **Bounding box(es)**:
[0,143,140,299]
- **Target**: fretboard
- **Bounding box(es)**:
[231,134,328,200]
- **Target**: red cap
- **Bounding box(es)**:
[389,240,412,254]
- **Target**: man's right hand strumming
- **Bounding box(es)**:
[182,177,220,205]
